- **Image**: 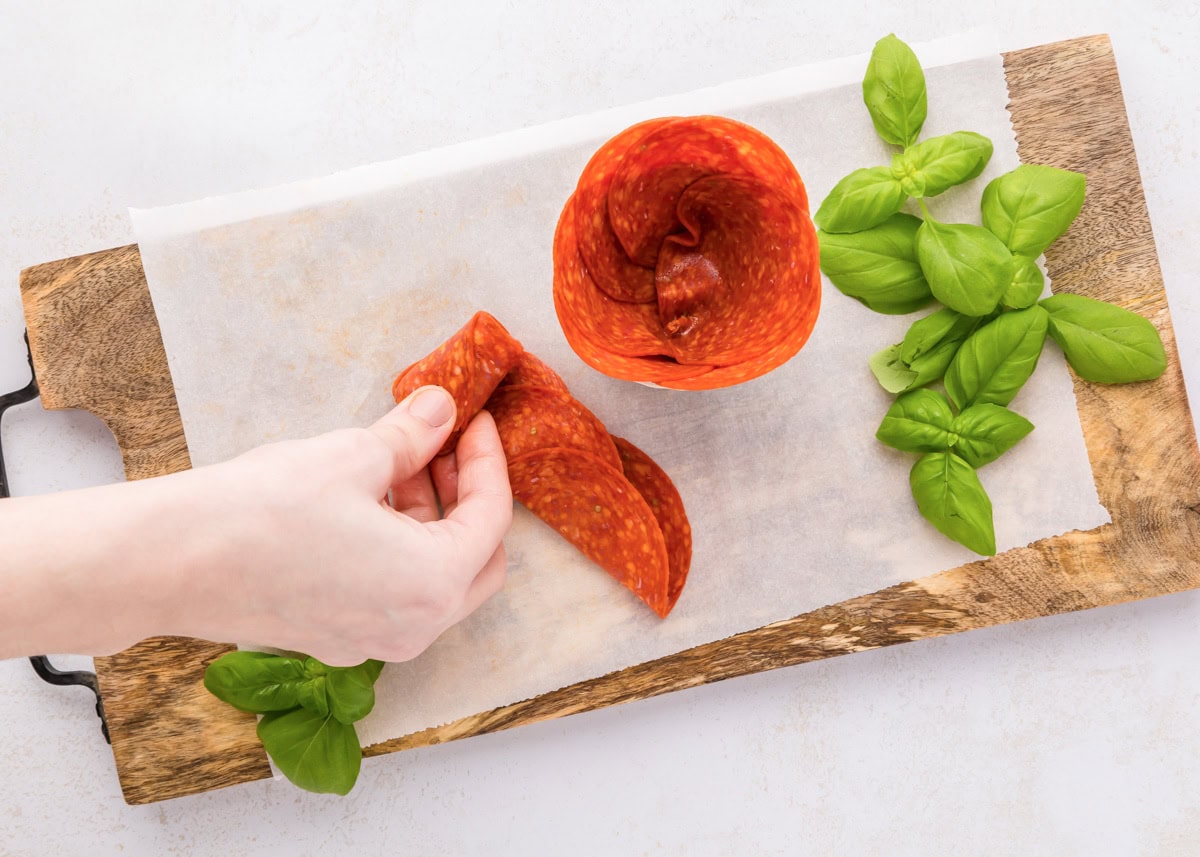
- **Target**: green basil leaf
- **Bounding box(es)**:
[904,312,984,389]
[1002,254,1044,309]
[869,343,918,394]
[297,676,330,717]
[916,219,1011,316]
[876,389,954,453]
[981,164,1086,256]
[360,660,386,683]
[302,656,328,677]
[819,213,933,314]
[203,651,309,714]
[257,708,362,796]
[949,403,1035,467]
[944,306,1049,410]
[1040,294,1166,383]
[862,34,927,148]
[325,667,377,724]
[891,132,993,198]
[814,167,907,234]
[909,452,996,555]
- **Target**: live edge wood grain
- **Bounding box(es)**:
[17,35,1199,804]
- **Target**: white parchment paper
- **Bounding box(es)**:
[131,43,1108,746]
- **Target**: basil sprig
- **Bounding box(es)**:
[815,33,1167,555]
[205,651,385,795]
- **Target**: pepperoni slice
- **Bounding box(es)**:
[553,116,820,389]
[573,118,674,303]
[390,314,692,616]
[499,351,569,393]
[487,384,620,470]
[508,447,672,617]
[391,311,523,454]
[611,437,691,613]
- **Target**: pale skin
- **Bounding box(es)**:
[0,385,513,665]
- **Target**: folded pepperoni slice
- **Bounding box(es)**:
[611,437,691,613]
[391,311,523,454]
[391,313,692,616]
[553,116,820,390]
[487,384,620,470]
[499,351,569,393]
[508,447,672,617]
[656,175,815,366]
[573,118,674,303]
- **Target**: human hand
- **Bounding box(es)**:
[172,385,513,665]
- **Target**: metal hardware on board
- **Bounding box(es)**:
[1,332,111,744]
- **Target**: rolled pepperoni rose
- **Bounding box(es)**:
[553,116,821,390]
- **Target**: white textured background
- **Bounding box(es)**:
[0,2,1197,854]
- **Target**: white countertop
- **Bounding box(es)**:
[1,2,1198,854]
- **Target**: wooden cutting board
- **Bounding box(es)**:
[17,35,1200,805]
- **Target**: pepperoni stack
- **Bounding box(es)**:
[392,312,691,617]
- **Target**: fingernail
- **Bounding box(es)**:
[407,386,455,428]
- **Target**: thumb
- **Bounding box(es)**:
[368,386,457,483]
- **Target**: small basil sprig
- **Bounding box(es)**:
[816,32,1168,556]
[204,651,385,795]
[891,132,993,198]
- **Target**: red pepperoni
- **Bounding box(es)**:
[487,384,620,470]
[508,447,672,617]
[390,314,692,616]
[573,118,673,303]
[611,437,691,613]
[552,116,820,390]
[392,311,524,454]
[499,351,569,393]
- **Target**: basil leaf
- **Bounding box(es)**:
[916,219,1011,316]
[1002,254,1044,309]
[257,708,362,796]
[900,308,960,364]
[944,306,1049,409]
[909,452,996,555]
[297,676,330,717]
[876,389,954,453]
[325,666,377,724]
[360,659,386,682]
[819,213,933,314]
[203,651,309,714]
[815,167,907,233]
[1041,294,1166,383]
[904,311,984,389]
[950,403,1035,467]
[981,164,1086,256]
[869,343,918,394]
[891,132,993,198]
[862,34,927,148]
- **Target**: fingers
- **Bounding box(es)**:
[390,467,439,523]
[367,386,456,488]
[447,544,508,626]
[429,411,513,573]
[430,451,459,514]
